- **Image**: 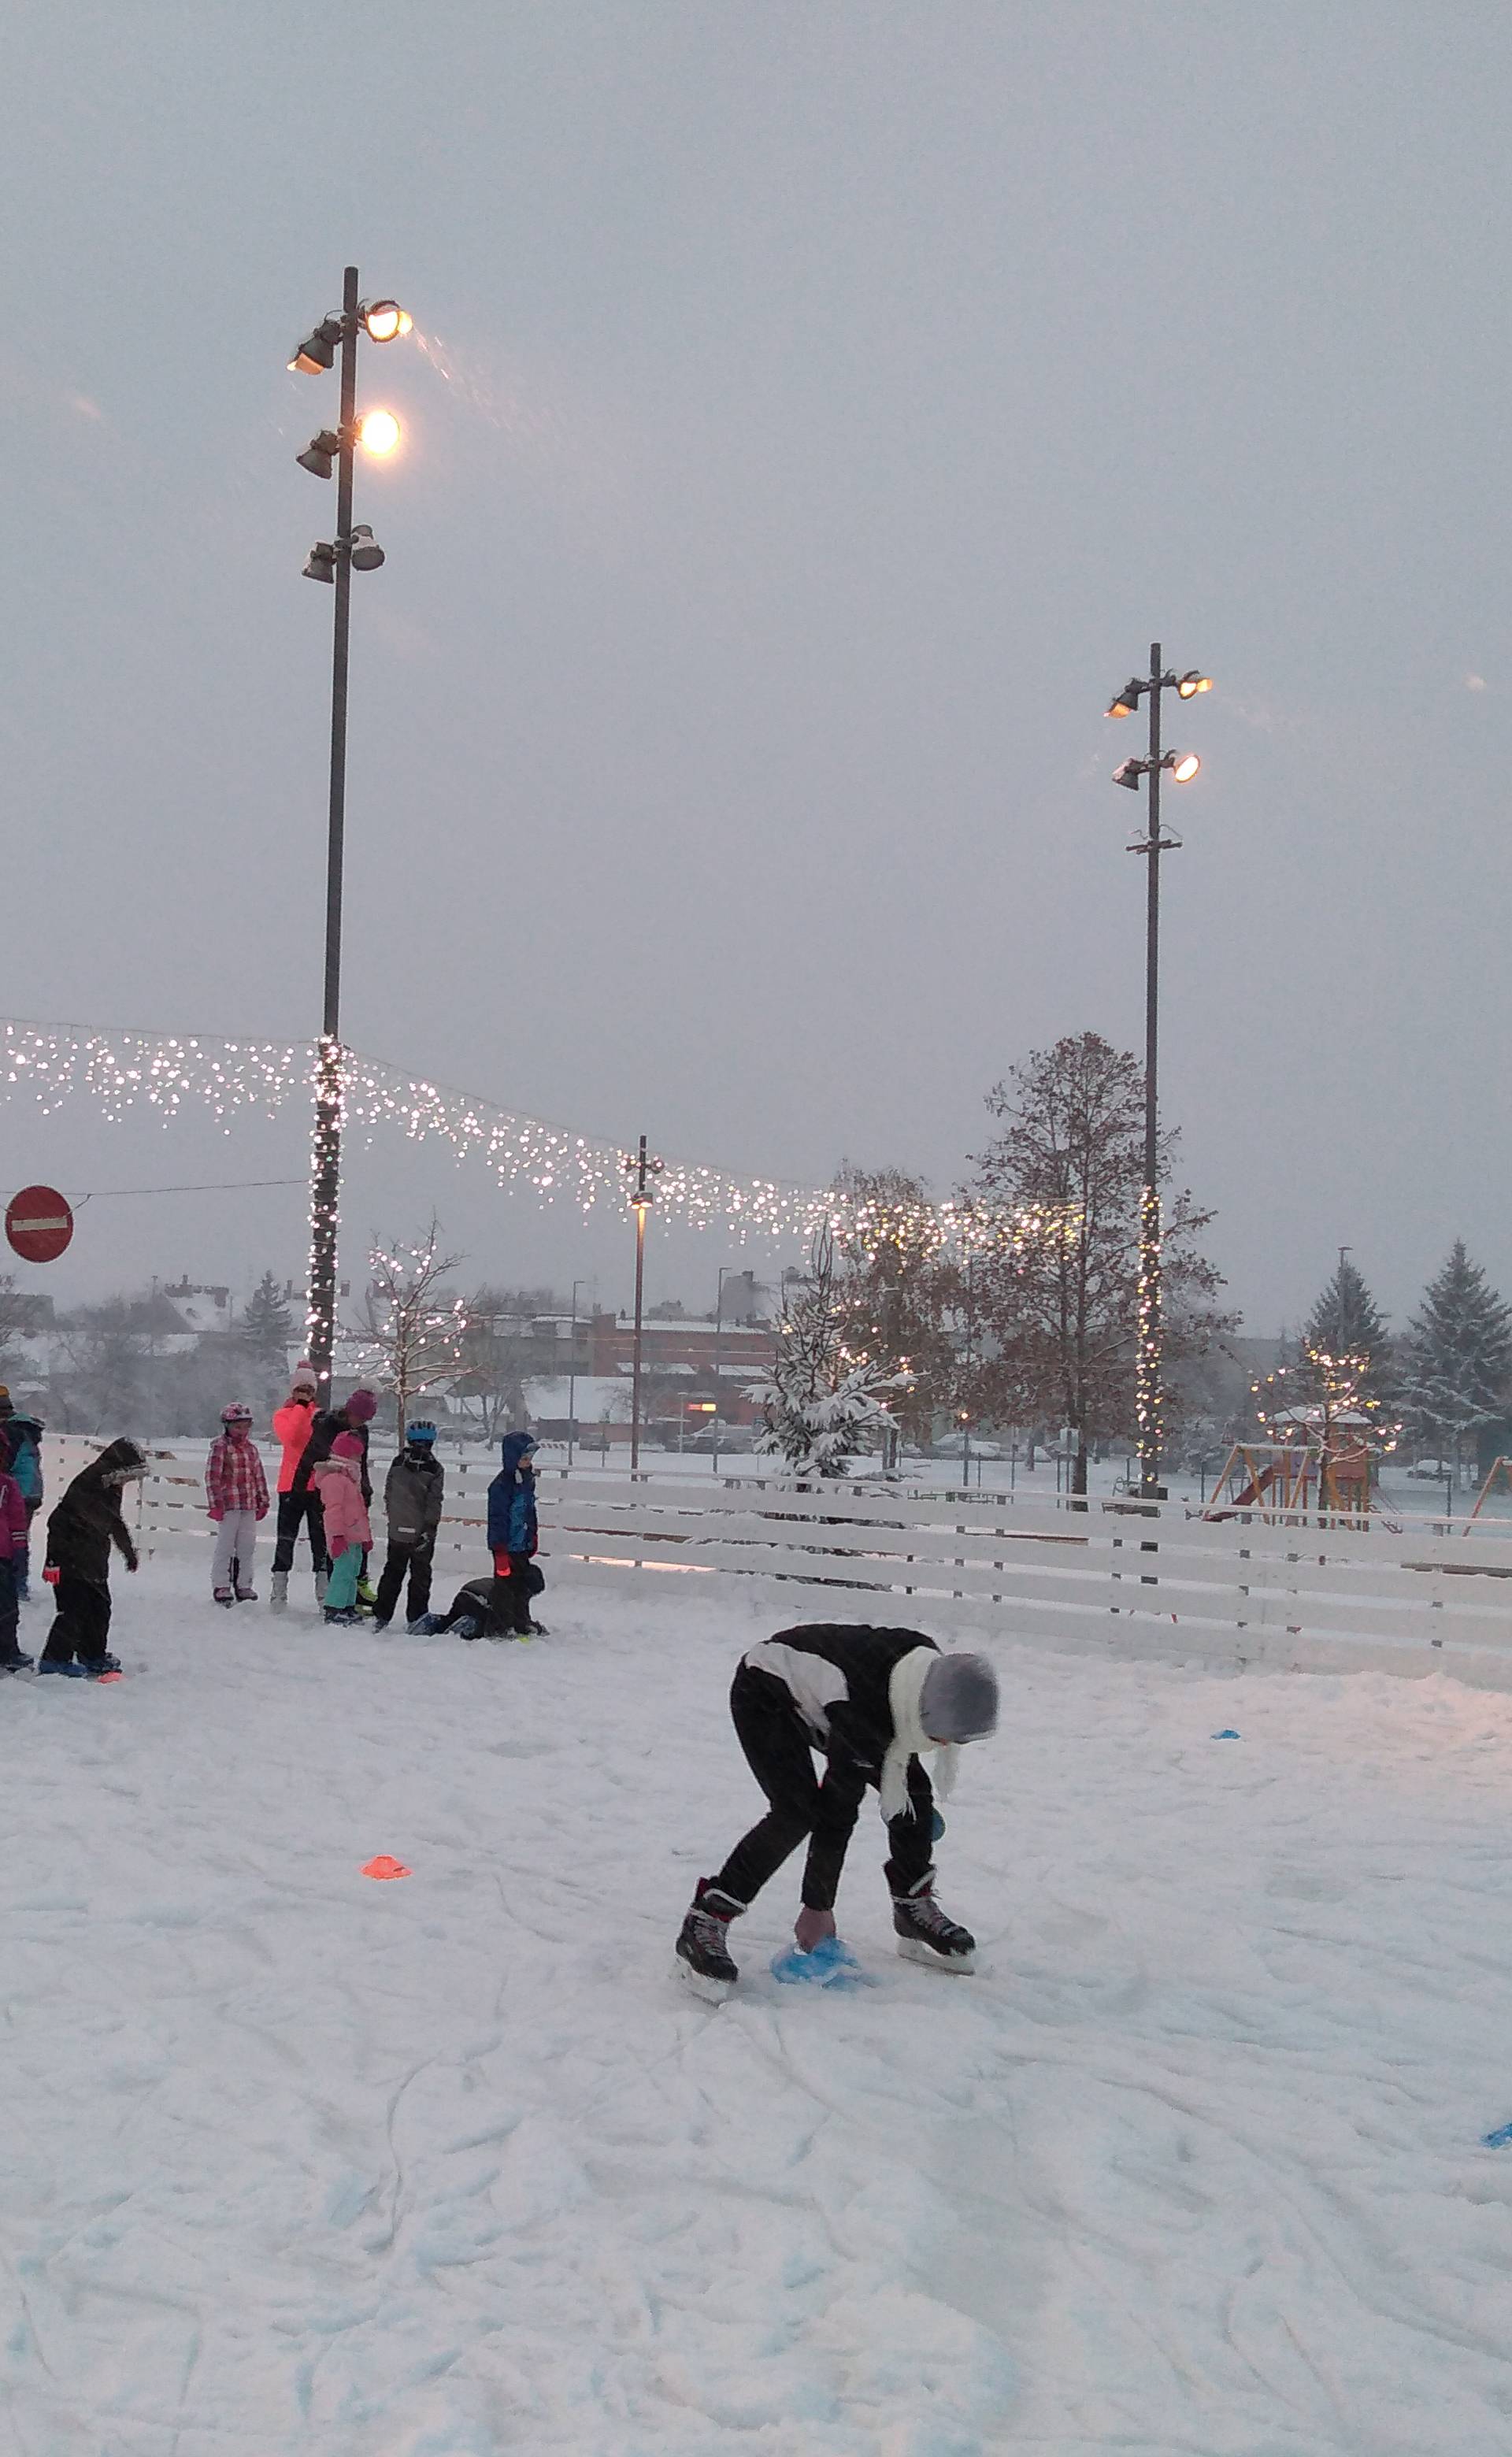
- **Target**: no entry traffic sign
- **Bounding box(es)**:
[6,1185,74,1264]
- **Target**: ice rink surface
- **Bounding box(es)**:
[7,1556,1512,2455]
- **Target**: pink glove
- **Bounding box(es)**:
[794,1906,837,1953]
[207,1509,223,1522]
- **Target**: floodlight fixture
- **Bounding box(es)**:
[1112,758,1144,790]
[287,316,343,375]
[1106,680,1143,718]
[1176,670,1214,699]
[357,408,402,458]
[295,428,340,480]
[302,540,337,583]
[349,523,385,572]
[361,299,413,343]
[1169,751,1201,783]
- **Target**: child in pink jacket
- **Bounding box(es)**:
[312,1432,371,1625]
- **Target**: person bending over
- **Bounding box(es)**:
[675,1622,999,1999]
[38,1440,148,1679]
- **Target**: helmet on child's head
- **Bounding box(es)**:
[221,1402,254,1426]
[406,1421,437,1446]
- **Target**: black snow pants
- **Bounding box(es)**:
[374,1540,433,1626]
[41,1574,113,1668]
[714,1663,934,1910]
[272,1489,327,1576]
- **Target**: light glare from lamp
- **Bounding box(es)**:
[358,409,402,457]
[1171,752,1201,782]
[362,301,412,343]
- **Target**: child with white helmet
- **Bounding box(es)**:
[205,1403,270,1606]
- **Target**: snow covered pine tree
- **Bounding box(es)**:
[749,1226,902,1477]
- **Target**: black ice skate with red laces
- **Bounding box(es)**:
[675,1878,745,2001]
[891,1873,977,1973]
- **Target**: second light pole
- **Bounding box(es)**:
[287,266,410,1400]
[1106,645,1212,1499]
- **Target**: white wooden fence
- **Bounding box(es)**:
[35,1436,1512,1688]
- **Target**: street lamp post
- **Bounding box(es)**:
[711,1263,736,1477]
[623,1135,663,1476]
[287,267,410,1402]
[1106,646,1212,1499]
[566,1277,587,1471]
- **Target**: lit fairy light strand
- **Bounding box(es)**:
[0,1021,1074,1254]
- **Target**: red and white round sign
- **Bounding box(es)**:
[6,1185,74,1263]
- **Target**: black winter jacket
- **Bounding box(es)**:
[739,1624,940,1908]
[291,1409,372,1506]
[384,1450,444,1547]
[44,1440,146,1583]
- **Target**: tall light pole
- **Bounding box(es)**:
[566,1276,588,1471]
[1106,647,1212,1499]
[287,269,410,1402]
[711,1262,737,1477]
[623,1135,662,1476]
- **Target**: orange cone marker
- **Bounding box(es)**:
[361,1855,411,1880]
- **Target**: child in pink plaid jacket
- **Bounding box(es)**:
[206,1403,269,1606]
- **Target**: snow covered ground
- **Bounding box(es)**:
[9,1559,1512,2455]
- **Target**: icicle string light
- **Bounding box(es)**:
[0,1020,1073,1254]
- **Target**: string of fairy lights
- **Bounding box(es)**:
[0,1020,1073,1258]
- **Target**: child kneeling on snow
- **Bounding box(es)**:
[411,1560,546,1642]
[312,1432,371,1625]
[675,1625,999,1998]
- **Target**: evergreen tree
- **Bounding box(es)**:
[750,1227,902,1477]
[240,1271,296,1373]
[1302,1258,1392,1400]
[1400,1240,1512,1461]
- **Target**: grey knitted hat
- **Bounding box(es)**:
[920,1651,999,1744]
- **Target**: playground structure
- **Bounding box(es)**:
[1469,1458,1512,1526]
[1203,1420,1380,1525]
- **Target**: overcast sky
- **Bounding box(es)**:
[3,1,1509,1335]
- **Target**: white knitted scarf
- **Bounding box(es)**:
[878,1646,959,1823]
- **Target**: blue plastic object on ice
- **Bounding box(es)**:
[1483,2121,1512,2148]
[1212,1729,1241,1740]
[769,1936,876,1990]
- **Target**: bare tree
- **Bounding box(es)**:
[966,1032,1232,1495]
[353,1221,467,1443]
[453,1284,543,1441]
[832,1164,962,1445]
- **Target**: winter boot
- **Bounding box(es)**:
[269,1571,289,1615]
[675,1879,745,2001]
[891,1870,976,1973]
[355,1573,378,1610]
[314,1569,329,1607]
[213,1586,235,1608]
[37,1658,86,1677]
[82,1654,123,1680]
[323,1606,361,1627]
[235,1584,258,1603]
[0,1646,35,1673]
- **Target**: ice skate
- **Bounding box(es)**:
[0,1647,35,1673]
[269,1571,288,1614]
[891,1873,976,1973]
[213,1586,235,1608]
[235,1586,258,1603]
[38,1659,87,1677]
[675,1879,743,2001]
[82,1654,123,1681]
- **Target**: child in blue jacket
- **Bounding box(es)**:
[486,1432,544,1636]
